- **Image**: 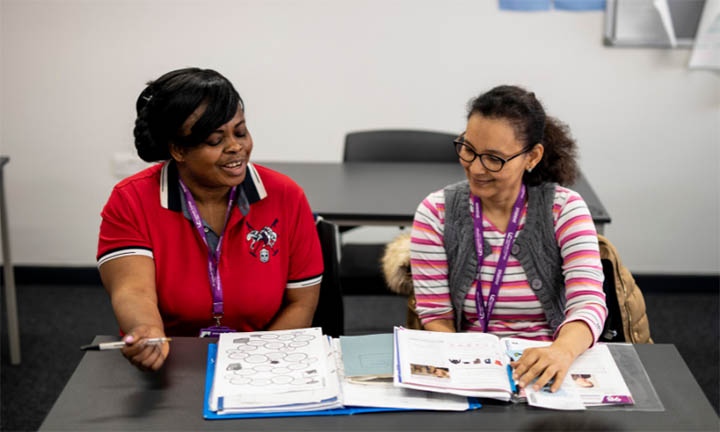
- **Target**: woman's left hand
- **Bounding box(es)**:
[510,344,575,393]
[510,320,595,393]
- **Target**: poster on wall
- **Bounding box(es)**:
[603,0,706,48]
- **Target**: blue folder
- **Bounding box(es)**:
[203,344,481,419]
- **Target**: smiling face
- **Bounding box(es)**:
[460,114,542,206]
[170,104,252,197]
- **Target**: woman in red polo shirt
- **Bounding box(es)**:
[97,68,323,371]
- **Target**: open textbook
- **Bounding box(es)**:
[206,328,478,417]
[393,327,634,410]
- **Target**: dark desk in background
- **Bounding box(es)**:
[261,162,611,232]
[40,336,718,431]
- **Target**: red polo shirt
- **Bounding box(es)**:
[97,161,323,336]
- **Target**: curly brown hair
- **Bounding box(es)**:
[468,85,578,186]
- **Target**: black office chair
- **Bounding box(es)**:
[599,258,624,342]
[343,129,458,163]
[312,218,344,337]
[341,129,457,295]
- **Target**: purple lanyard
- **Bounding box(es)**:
[178,179,237,323]
[472,184,526,332]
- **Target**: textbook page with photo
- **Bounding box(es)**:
[393,327,634,410]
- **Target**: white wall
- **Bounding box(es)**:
[1,0,718,274]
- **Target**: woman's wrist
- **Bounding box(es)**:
[553,320,593,359]
[422,319,456,332]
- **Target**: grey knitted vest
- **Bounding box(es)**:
[443,180,566,332]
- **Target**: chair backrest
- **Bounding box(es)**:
[343,129,458,163]
[312,218,344,337]
[599,259,625,342]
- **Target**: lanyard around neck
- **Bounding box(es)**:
[178,178,237,320]
[471,184,526,333]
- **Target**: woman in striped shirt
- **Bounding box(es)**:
[410,85,607,393]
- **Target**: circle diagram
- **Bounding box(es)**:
[220,330,324,390]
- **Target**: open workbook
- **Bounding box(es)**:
[393,327,634,410]
[205,327,477,418]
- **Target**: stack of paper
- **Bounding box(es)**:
[208,328,342,414]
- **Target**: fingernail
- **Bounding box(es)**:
[124,335,134,343]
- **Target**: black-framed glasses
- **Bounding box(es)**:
[453,138,531,173]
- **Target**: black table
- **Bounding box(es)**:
[40,336,718,431]
[261,162,611,232]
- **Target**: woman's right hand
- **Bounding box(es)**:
[121,325,170,371]
[99,255,167,371]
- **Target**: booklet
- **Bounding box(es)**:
[393,327,634,410]
[205,328,481,418]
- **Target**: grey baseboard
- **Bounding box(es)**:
[632,274,719,293]
[2,266,101,286]
[2,266,716,295]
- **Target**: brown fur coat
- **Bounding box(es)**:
[381,233,421,329]
[381,233,413,296]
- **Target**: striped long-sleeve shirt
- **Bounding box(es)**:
[411,185,607,342]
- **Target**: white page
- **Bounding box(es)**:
[615,0,670,41]
[653,0,678,47]
[217,334,343,414]
[394,327,511,400]
[566,344,634,406]
[211,328,333,411]
[524,385,586,411]
[502,338,633,407]
[690,0,720,69]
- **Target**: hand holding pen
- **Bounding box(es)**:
[114,325,171,372]
[81,337,172,351]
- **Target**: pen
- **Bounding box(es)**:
[80,337,172,351]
